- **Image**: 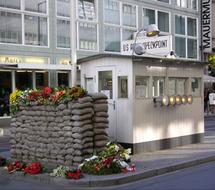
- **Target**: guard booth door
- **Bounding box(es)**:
[96,66,117,141]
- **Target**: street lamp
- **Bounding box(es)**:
[133,24,160,55]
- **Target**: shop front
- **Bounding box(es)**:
[0,55,72,118]
[79,54,205,153]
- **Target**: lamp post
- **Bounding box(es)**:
[70,0,77,87]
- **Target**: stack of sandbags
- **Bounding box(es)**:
[68,96,94,166]
[90,93,109,153]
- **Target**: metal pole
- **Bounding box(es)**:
[70,0,77,87]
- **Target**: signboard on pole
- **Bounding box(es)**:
[202,0,212,53]
[121,35,172,57]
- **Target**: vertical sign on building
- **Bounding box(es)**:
[202,0,212,53]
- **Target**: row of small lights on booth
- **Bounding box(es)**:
[153,95,193,107]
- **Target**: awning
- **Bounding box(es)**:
[0,63,18,69]
[203,74,215,83]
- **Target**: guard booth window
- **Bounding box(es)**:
[168,78,187,95]
[152,77,165,97]
[135,76,149,98]
[191,78,201,97]
[118,76,128,98]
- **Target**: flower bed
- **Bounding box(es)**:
[10,87,87,114]
[1,142,134,179]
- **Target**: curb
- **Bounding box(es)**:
[1,155,215,188]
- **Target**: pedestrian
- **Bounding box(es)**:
[204,90,210,114]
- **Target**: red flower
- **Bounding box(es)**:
[52,90,65,102]
[6,164,15,173]
[102,157,114,168]
[6,160,24,174]
[121,168,128,173]
[131,164,136,172]
[67,169,82,180]
[43,87,52,97]
[14,160,23,171]
[23,162,42,175]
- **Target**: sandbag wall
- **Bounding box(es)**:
[10,94,109,167]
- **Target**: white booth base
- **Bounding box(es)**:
[119,133,204,154]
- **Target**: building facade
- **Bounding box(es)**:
[0,0,200,117]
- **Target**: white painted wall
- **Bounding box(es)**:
[80,56,204,145]
[81,57,134,143]
[133,62,204,143]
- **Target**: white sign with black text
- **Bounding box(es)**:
[202,0,212,53]
[121,35,172,57]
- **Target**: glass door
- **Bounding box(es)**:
[96,66,117,141]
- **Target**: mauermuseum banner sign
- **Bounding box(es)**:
[121,35,172,57]
[202,0,212,53]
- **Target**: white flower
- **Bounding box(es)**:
[84,155,98,162]
[127,148,131,155]
[119,161,129,169]
[114,145,120,152]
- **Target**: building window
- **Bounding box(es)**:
[168,78,187,95]
[158,11,169,33]
[57,0,70,17]
[104,0,137,53]
[135,76,149,98]
[36,72,49,88]
[175,37,186,58]
[25,0,47,14]
[0,71,12,117]
[57,19,70,48]
[25,15,48,46]
[78,0,96,21]
[104,0,120,25]
[187,18,196,37]
[175,15,198,59]
[104,26,120,52]
[16,72,32,90]
[79,22,97,50]
[187,39,197,59]
[190,0,197,10]
[143,8,169,33]
[56,0,70,48]
[0,11,22,44]
[0,0,20,9]
[122,4,137,28]
[176,0,188,8]
[58,72,69,87]
[175,15,185,35]
[122,29,134,41]
[191,78,201,97]
[118,76,128,98]
[143,8,155,29]
[152,77,165,97]
[157,0,169,3]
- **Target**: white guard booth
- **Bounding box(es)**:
[79,54,205,154]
